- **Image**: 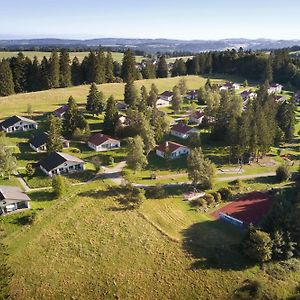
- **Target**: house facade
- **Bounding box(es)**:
[156,141,190,159]
[156,98,171,107]
[40,152,85,177]
[0,186,31,215]
[219,82,240,92]
[1,116,38,133]
[160,91,173,102]
[171,123,198,139]
[268,83,283,94]
[189,110,205,125]
[88,133,121,152]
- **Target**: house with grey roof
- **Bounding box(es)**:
[39,152,85,177]
[0,186,31,215]
[0,115,38,133]
[29,132,69,152]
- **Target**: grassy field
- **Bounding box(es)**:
[1,181,298,299]
[0,51,144,63]
[0,75,207,119]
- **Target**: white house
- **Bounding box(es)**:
[189,110,205,125]
[219,82,240,92]
[171,123,198,139]
[186,90,198,100]
[275,95,286,103]
[160,91,173,102]
[240,90,257,101]
[88,133,120,152]
[156,141,190,159]
[0,186,31,215]
[53,105,68,118]
[39,152,85,177]
[29,132,69,152]
[156,98,171,107]
[0,115,38,133]
[268,83,283,95]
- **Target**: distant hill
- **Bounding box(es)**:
[0,38,300,53]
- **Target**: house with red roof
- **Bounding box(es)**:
[189,110,205,125]
[171,123,198,139]
[88,133,120,152]
[156,141,190,159]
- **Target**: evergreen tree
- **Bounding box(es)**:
[0,59,14,96]
[139,85,148,112]
[27,56,40,91]
[46,115,63,153]
[124,81,138,108]
[126,135,148,171]
[171,85,182,113]
[141,61,156,79]
[59,50,71,87]
[49,51,60,88]
[150,108,170,142]
[147,83,159,107]
[39,56,51,90]
[178,77,187,95]
[156,56,168,78]
[96,50,106,84]
[64,96,80,134]
[71,57,82,86]
[86,83,104,116]
[10,52,27,93]
[103,95,118,135]
[140,118,156,155]
[52,175,65,198]
[105,51,115,83]
[121,49,137,83]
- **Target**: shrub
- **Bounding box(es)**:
[71,148,81,154]
[52,175,66,198]
[230,179,242,190]
[233,279,263,300]
[276,164,290,182]
[25,163,34,177]
[218,187,232,201]
[204,194,214,205]
[210,191,222,202]
[108,156,114,165]
[146,185,166,199]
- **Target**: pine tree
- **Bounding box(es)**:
[9,52,27,93]
[59,50,71,87]
[86,83,104,116]
[103,95,118,135]
[39,56,51,90]
[178,78,187,95]
[64,96,79,134]
[46,115,63,153]
[156,56,168,78]
[150,108,170,142]
[140,118,156,155]
[121,49,137,83]
[105,51,115,83]
[96,50,106,84]
[0,59,14,96]
[138,85,148,112]
[52,175,65,198]
[27,56,40,91]
[71,57,82,86]
[141,61,156,79]
[171,85,182,113]
[126,135,148,171]
[49,51,60,88]
[147,83,159,107]
[124,81,138,108]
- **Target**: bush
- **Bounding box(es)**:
[210,191,222,202]
[233,279,263,300]
[230,179,242,190]
[25,163,34,177]
[203,194,214,205]
[276,164,290,182]
[71,148,81,154]
[52,175,66,198]
[218,187,232,201]
[146,185,166,199]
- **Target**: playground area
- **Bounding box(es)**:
[211,192,273,227]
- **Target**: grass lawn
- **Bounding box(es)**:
[0,51,144,64]
[0,181,298,299]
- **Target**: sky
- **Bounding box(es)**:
[0,0,300,40]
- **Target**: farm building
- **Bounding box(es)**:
[171,123,198,139]
[53,105,68,118]
[189,110,205,125]
[156,141,190,159]
[40,152,85,177]
[0,115,38,133]
[0,186,31,215]
[268,83,283,94]
[29,132,70,152]
[88,133,120,152]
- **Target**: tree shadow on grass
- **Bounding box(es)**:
[182,220,251,271]
[29,190,55,202]
[10,210,37,226]
[244,176,278,186]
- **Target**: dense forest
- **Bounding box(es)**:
[0,48,300,97]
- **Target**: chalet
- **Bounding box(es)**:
[88,133,120,152]
[53,105,68,118]
[40,152,85,177]
[219,82,240,92]
[186,90,198,100]
[171,123,198,139]
[0,115,38,133]
[156,141,190,159]
[29,132,70,152]
[268,83,283,94]
[0,186,31,215]
[189,110,205,125]
[159,91,173,102]
[156,97,171,107]
[240,90,257,101]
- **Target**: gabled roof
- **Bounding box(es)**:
[0,186,31,202]
[88,133,119,146]
[40,152,84,172]
[157,141,187,153]
[270,83,283,88]
[171,123,195,134]
[160,91,173,97]
[30,132,48,148]
[53,105,68,117]
[1,115,36,129]
[187,90,198,96]
[191,110,205,119]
